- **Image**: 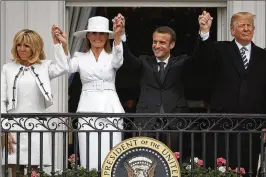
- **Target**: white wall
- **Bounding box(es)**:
[227,1,265,48]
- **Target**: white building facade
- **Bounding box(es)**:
[1,0,265,170]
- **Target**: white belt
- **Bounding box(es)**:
[82,81,116,91]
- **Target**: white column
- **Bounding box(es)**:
[227,1,265,48]
[1,0,67,172]
[1,1,27,66]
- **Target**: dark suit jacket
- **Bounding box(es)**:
[195,38,266,176]
[122,42,196,113]
[197,38,266,113]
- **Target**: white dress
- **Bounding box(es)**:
[1,44,69,166]
[68,42,124,170]
[4,68,51,165]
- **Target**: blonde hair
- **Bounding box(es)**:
[230,12,255,29]
[11,29,46,64]
[84,33,112,53]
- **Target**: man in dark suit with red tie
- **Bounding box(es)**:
[198,11,266,176]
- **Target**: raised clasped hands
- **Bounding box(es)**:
[198,11,213,33]
[51,24,67,46]
[112,13,125,37]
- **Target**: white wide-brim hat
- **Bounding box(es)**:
[73,16,114,39]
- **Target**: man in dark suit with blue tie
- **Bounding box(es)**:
[122,26,191,115]
[198,11,266,176]
[112,14,199,159]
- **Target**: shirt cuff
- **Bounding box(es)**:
[54,43,62,47]
[199,31,210,41]
[54,43,69,57]
[113,41,123,53]
[120,34,126,42]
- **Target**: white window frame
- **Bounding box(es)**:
[65,1,228,41]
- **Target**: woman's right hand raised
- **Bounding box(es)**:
[112,13,125,36]
[51,24,68,55]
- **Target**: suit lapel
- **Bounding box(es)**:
[230,40,246,76]
[246,42,257,73]
[162,56,174,84]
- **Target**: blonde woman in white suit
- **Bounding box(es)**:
[1,27,69,177]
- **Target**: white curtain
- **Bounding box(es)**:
[68,7,96,56]
[67,7,96,86]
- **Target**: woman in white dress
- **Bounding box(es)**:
[1,27,69,177]
[55,15,125,169]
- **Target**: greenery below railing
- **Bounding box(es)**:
[24,155,98,177]
[174,152,245,177]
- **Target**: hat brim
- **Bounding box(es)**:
[73,29,114,39]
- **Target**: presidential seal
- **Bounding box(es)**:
[101,137,180,177]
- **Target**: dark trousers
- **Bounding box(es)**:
[132,106,198,163]
[158,106,193,162]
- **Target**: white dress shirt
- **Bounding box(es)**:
[235,40,251,63]
[200,32,252,62]
[156,55,170,71]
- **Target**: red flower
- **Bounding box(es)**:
[174,152,180,159]
[197,159,203,166]
[31,171,39,177]
[217,157,226,166]
[68,154,78,163]
[235,167,246,175]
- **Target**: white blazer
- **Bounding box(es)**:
[68,42,124,113]
[1,44,69,113]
